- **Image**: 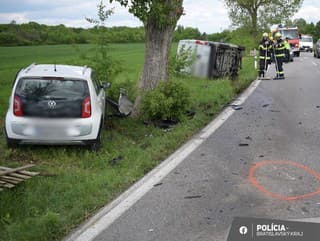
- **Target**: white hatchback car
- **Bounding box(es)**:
[4,63,109,150]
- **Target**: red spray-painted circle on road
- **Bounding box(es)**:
[249,160,320,201]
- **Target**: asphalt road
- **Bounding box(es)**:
[94,52,320,241]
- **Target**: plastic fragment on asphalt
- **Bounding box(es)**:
[229,105,243,110]
[239,143,249,146]
[184,195,202,199]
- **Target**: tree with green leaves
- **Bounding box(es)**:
[293,18,307,33]
[86,1,121,82]
[224,0,303,39]
[109,0,184,116]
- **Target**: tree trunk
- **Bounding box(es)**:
[131,20,175,117]
[251,11,258,40]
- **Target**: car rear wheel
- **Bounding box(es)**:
[86,121,102,152]
[89,134,101,152]
[3,127,19,149]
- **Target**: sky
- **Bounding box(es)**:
[0,0,320,34]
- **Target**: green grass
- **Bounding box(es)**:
[0,43,256,241]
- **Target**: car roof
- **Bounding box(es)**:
[19,64,91,80]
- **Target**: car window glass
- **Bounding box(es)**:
[15,78,89,100]
[91,71,101,95]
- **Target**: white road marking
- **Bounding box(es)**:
[312,61,317,66]
[63,79,262,241]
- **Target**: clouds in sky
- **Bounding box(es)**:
[0,0,319,33]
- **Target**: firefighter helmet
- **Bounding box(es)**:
[275,32,282,38]
[263,32,268,37]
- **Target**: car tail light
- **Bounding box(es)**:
[81,96,91,118]
[295,43,299,48]
[13,95,23,116]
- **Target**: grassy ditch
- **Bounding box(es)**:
[0,43,256,241]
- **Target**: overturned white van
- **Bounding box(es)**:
[177,40,245,79]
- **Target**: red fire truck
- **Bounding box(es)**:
[272,26,300,57]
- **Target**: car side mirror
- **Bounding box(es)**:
[101,82,111,89]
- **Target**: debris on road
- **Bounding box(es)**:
[143,119,178,130]
[186,110,196,119]
[106,88,133,117]
[0,165,39,191]
[262,104,269,108]
[229,105,243,110]
[109,156,123,165]
[239,143,249,146]
[153,182,163,187]
[245,136,252,141]
[118,89,134,116]
[270,110,281,113]
[184,195,202,199]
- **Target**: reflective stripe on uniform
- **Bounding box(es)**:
[259,56,271,59]
[275,54,285,57]
[259,45,267,50]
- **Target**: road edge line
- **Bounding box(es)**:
[63,79,262,241]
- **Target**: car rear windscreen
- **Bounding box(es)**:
[15,77,90,118]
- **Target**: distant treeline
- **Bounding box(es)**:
[1,19,320,48]
[0,21,210,46]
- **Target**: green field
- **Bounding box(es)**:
[0,43,256,241]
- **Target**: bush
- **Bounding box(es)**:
[169,44,194,76]
[141,80,190,121]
